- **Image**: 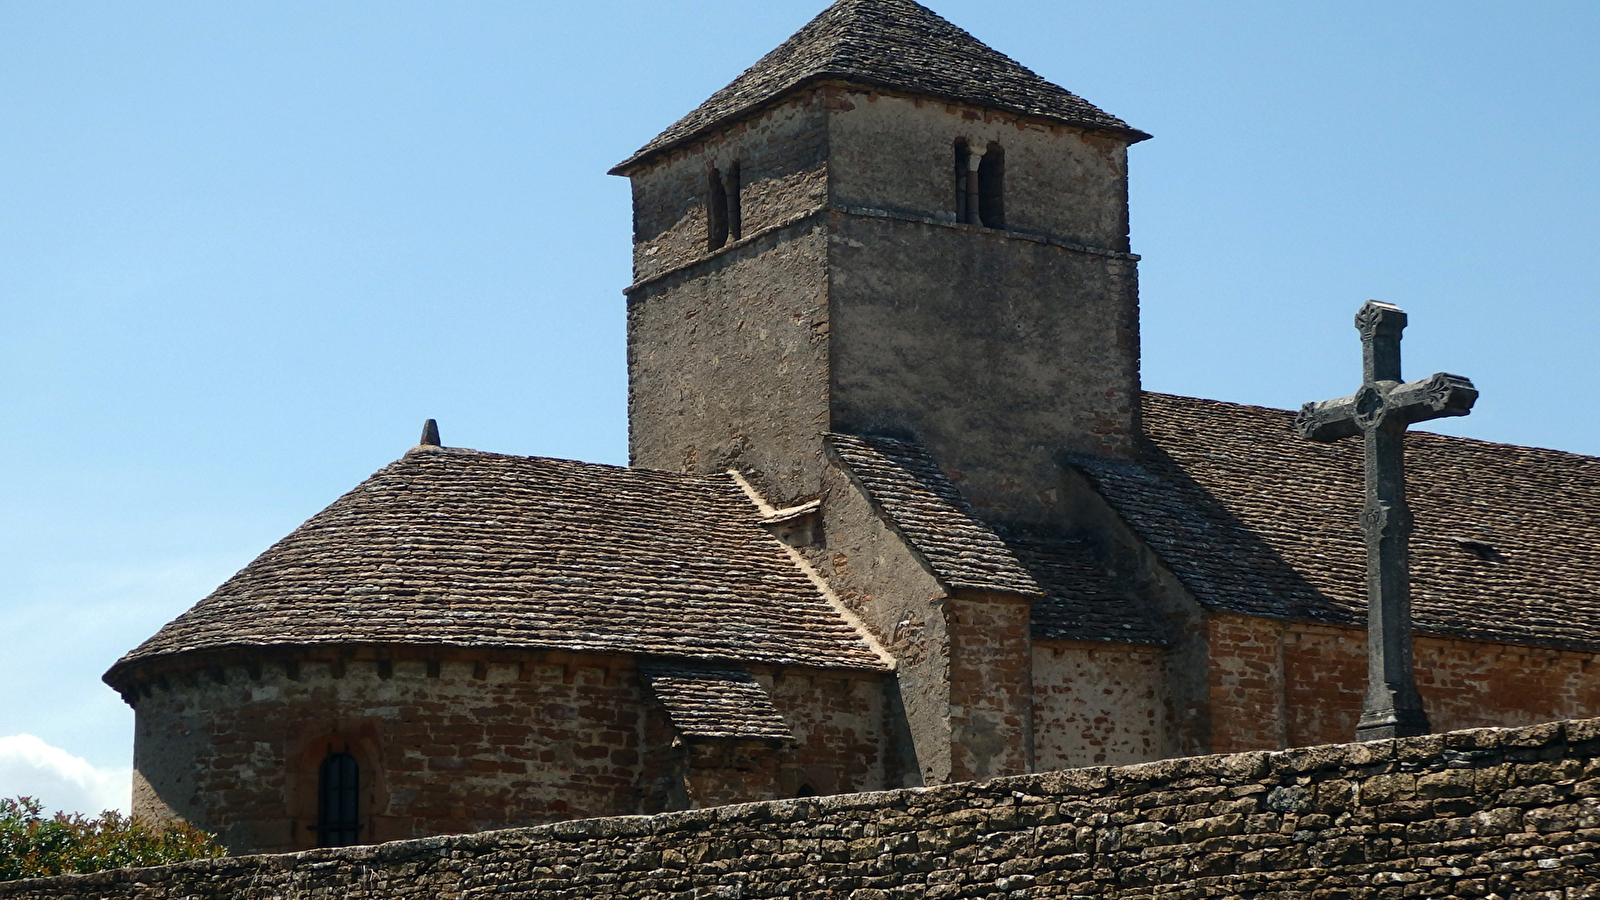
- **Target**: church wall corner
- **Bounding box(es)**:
[625,91,829,284]
[625,226,832,503]
[801,458,953,786]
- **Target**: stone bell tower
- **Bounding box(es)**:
[614,0,1149,527]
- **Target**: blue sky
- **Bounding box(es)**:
[2,1,1597,814]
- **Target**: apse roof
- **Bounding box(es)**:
[106,446,887,687]
[612,0,1147,173]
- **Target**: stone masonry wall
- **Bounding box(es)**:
[826,89,1131,249]
[1032,640,1168,769]
[7,717,1597,900]
[128,649,885,855]
[1208,612,1600,754]
[945,592,1034,783]
[827,212,1141,526]
[626,224,832,505]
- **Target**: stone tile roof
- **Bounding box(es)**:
[828,433,1164,644]
[612,0,1148,173]
[107,447,886,685]
[638,659,794,741]
[1001,533,1165,645]
[1076,392,1600,651]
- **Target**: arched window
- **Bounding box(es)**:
[954,139,972,224]
[707,162,743,251]
[795,783,818,799]
[317,747,360,847]
[978,141,1004,229]
[707,166,729,251]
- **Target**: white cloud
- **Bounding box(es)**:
[0,734,130,816]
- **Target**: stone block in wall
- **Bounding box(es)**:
[4,717,1600,900]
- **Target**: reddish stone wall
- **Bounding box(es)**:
[1206,614,1288,752]
[132,652,649,853]
[127,649,886,855]
[667,669,887,810]
[945,592,1033,781]
[1207,612,1600,752]
[1032,640,1167,768]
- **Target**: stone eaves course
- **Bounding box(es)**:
[1079,392,1600,651]
[612,0,1148,173]
[828,432,1165,645]
[638,658,795,741]
[106,446,887,688]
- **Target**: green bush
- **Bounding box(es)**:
[0,796,224,881]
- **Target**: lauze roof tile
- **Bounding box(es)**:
[614,0,1146,172]
[107,446,886,686]
[638,658,795,741]
[1078,393,1600,651]
[828,433,1166,645]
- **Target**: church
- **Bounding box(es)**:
[104,0,1600,855]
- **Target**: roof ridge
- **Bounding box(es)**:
[404,445,756,485]
[1144,391,1600,463]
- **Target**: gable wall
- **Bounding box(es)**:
[1207,612,1600,752]
[804,458,950,786]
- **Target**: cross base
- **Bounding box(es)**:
[1356,706,1430,742]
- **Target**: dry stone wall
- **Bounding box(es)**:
[7,717,1598,900]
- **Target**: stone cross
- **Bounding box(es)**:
[1296,301,1478,741]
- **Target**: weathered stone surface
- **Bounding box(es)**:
[125,652,886,854]
[1298,300,1479,741]
[8,717,1597,899]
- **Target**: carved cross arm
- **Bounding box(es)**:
[1296,395,1362,442]
[1296,372,1478,442]
[1385,372,1478,426]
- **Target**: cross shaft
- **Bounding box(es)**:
[1296,301,1477,741]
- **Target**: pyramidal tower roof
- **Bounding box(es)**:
[613,0,1148,172]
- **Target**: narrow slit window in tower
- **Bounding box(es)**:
[317,747,360,847]
[725,161,742,243]
[978,142,1005,229]
[953,139,971,224]
[707,166,729,251]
